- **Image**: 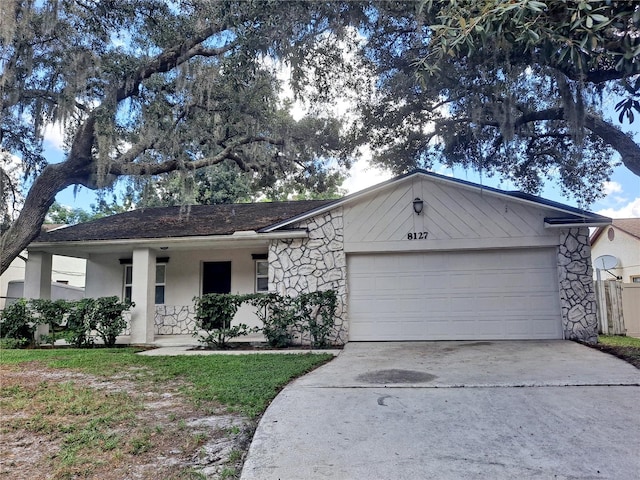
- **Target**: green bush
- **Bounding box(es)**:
[31,298,70,344]
[65,298,98,347]
[91,297,134,347]
[193,294,254,348]
[0,297,133,348]
[298,291,337,348]
[0,299,36,348]
[193,291,339,349]
[248,293,296,348]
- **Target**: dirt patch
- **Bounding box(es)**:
[0,364,254,479]
[585,343,640,369]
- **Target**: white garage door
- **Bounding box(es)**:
[348,249,562,341]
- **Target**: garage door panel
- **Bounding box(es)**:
[348,249,562,341]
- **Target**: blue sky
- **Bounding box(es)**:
[47,122,639,219]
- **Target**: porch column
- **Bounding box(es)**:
[130,248,156,344]
[24,251,52,342]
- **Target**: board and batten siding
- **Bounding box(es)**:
[343,176,560,253]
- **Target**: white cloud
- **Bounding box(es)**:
[602,181,623,196]
[42,122,65,151]
[597,197,640,218]
[342,149,393,194]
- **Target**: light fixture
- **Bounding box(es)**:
[413,197,424,215]
[159,246,169,251]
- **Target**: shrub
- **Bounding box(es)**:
[91,297,134,347]
[298,291,337,348]
[30,298,70,344]
[0,299,36,347]
[248,293,296,348]
[65,298,98,348]
[193,294,254,349]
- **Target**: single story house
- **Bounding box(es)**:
[590,218,640,338]
[590,218,640,283]
[25,170,610,345]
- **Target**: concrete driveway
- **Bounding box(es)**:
[241,341,640,480]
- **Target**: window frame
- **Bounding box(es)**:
[121,258,169,304]
[123,264,133,303]
[155,263,167,305]
[255,259,269,293]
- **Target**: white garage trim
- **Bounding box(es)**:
[348,249,562,341]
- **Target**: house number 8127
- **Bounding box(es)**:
[407,232,429,240]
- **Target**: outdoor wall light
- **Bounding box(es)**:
[413,197,424,215]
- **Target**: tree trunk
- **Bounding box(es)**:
[1,163,79,274]
[1,119,96,275]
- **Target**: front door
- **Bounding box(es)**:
[202,261,231,294]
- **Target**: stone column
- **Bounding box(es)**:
[130,248,156,344]
[24,251,53,342]
[558,228,598,343]
[269,208,348,345]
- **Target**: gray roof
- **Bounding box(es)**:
[35,200,334,243]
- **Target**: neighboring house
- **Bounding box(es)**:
[590,218,640,283]
[24,170,610,345]
[0,225,86,308]
[590,218,640,338]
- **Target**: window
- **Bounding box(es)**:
[122,261,167,304]
[155,264,166,304]
[631,276,640,284]
[255,260,268,292]
[124,265,133,302]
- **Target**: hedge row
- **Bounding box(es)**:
[0,297,133,348]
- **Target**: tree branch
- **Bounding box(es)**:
[107,136,284,176]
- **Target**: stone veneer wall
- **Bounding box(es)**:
[269,208,347,345]
[558,227,598,343]
[154,305,197,335]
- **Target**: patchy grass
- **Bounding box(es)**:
[0,348,333,479]
[0,348,333,416]
[592,335,640,369]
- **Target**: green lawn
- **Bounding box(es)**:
[0,348,333,417]
[598,335,640,348]
[595,335,640,369]
[0,348,333,478]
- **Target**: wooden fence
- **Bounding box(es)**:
[622,283,640,338]
[595,280,625,335]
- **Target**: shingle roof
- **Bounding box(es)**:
[34,200,334,243]
[591,218,640,244]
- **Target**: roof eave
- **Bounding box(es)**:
[544,220,612,229]
[29,229,309,250]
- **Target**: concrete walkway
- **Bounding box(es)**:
[241,341,640,480]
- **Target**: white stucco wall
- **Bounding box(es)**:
[591,227,640,283]
[86,247,267,331]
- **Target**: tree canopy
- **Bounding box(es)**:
[0,0,360,273]
[345,0,639,203]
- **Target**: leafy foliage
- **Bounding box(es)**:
[341,1,640,203]
[0,297,133,348]
[90,297,134,347]
[194,291,339,349]
[193,294,254,349]
[0,298,36,347]
[1,0,357,274]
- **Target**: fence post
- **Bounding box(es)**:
[595,272,609,335]
[607,281,625,335]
